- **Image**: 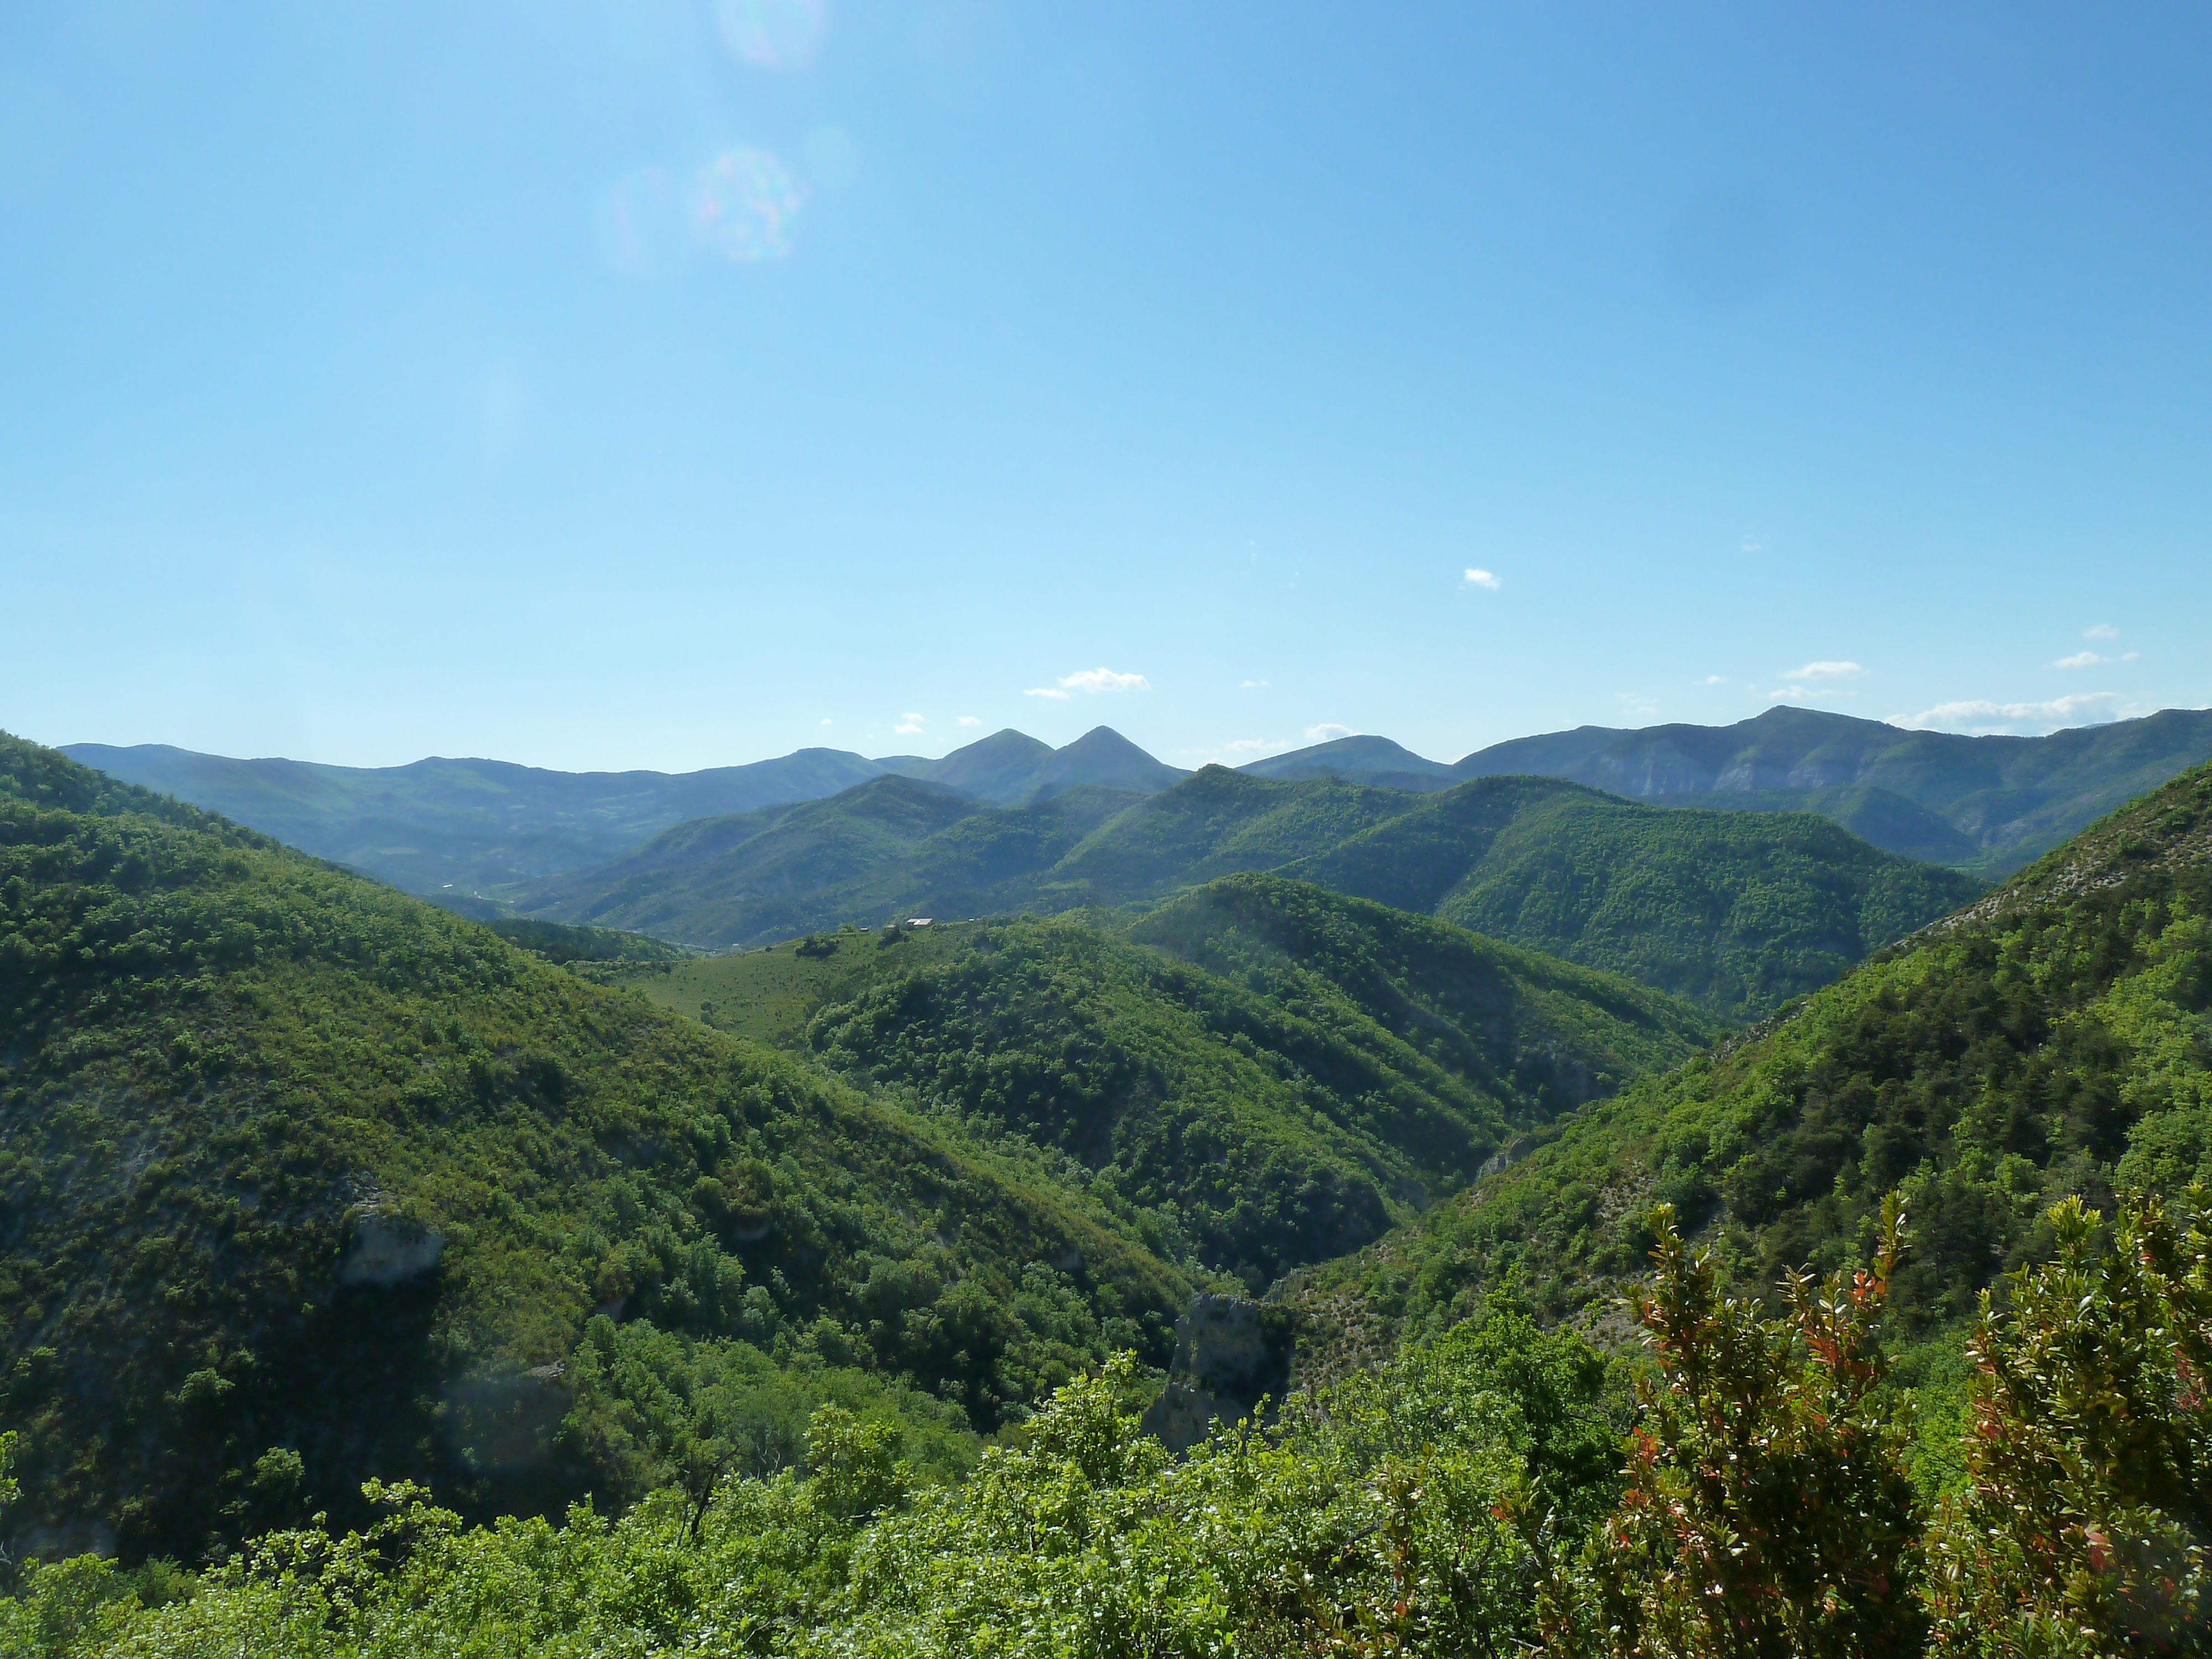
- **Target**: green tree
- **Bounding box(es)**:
[1921,1192,2212,1656]
[1552,1197,1926,1658]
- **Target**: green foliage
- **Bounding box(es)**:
[479,917,685,964]
[552,1317,978,1514]
[522,773,1047,946]
[807,880,1714,1288]
[534,760,1975,1020]
[1282,759,2212,1363]
[1550,1198,1924,1658]
[1455,703,2212,878]
[1291,776,1985,1020]
[0,731,1190,1561]
[1,1306,1627,1658]
[61,739,891,895]
[1922,1192,2212,1655]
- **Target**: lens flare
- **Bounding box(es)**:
[593,167,692,279]
[715,0,829,70]
[691,148,805,262]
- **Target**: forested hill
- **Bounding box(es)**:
[794,878,1713,1290]
[536,766,1979,1020]
[1283,774,1985,1020]
[0,731,1199,1560]
[1452,703,2212,875]
[1280,755,2212,1379]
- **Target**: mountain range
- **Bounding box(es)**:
[529,767,1981,1020]
[65,705,2212,901]
[0,727,1703,1556]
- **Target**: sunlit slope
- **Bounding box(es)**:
[1454,704,2212,875]
[1284,775,1985,1020]
[1280,758,2212,1376]
[0,733,1190,1559]
[520,773,985,944]
[802,877,1716,1290]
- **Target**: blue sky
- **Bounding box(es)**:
[3,2,2208,772]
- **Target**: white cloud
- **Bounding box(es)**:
[1239,678,1270,690]
[901,711,924,723]
[957,715,982,727]
[1698,674,1727,685]
[893,722,925,737]
[1025,666,1150,700]
[1223,737,1285,753]
[1770,686,1808,701]
[820,717,832,726]
[2053,650,2109,669]
[1741,535,1763,554]
[1781,660,1865,680]
[2084,623,2120,640]
[1891,692,2126,735]
[1305,723,1357,742]
[1462,568,1501,591]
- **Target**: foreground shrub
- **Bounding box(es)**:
[1922,1192,2212,1656]
[1547,1196,1926,1658]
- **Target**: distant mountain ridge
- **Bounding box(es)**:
[63,705,2212,895]
[1448,705,2212,874]
[528,766,1981,1020]
[62,726,1184,896]
[1246,706,2212,876]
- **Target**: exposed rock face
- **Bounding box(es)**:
[1140,1293,1292,1453]
[339,1215,445,1286]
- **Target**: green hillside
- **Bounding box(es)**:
[59,742,892,896]
[1455,703,2212,875]
[1281,755,2212,1377]
[0,733,1194,1561]
[1290,776,1986,1020]
[531,765,1975,1020]
[517,773,989,945]
[800,878,1715,1290]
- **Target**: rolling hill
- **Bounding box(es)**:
[60,726,1190,900]
[55,742,890,896]
[1452,703,2212,875]
[0,731,1200,1559]
[1279,753,2212,1380]
[1284,774,1985,1020]
[533,766,1979,1019]
[623,875,1715,1291]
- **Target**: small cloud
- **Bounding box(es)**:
[1305,723,1356,743]
[1462,568,1501,591]
[957,715,982,727]
[1239,679,1270,690]
[2052,650,2109,670]
[1025,666,1150,699]
[2124,651,2140,662]
[1769,686,1808,701]
[1698,674,1727,686]
[1781,660,1865,680]
[2084,623,2120,640]
[1223,738,1284,753]
[1741,535,1763,554]
[901,711,925,723]
[893,722,925,737]
[819,717,832,726]
[1891,692,2127,735]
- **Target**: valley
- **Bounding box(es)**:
[7,723,2211,1653]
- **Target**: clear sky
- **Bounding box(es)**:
[3,3,2208,772]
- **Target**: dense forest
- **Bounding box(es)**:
[6,732,2211,1654]
[530,763,1980,1020]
